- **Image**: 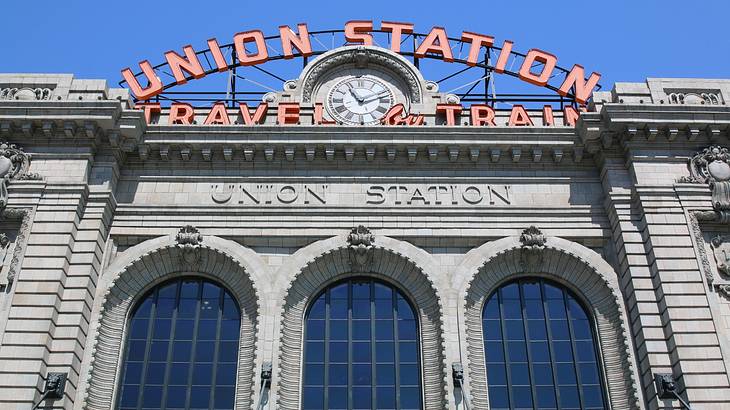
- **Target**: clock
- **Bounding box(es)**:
[326,76,394,125]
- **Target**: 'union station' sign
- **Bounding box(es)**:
[122,21,601,127]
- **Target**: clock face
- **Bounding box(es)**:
[327,76,394,125]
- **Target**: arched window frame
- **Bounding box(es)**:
[116,276,242,410]
[301,276,424,410]
[457,235,642,410]
[480,276,610,410]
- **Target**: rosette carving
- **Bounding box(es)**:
[520,226,546,272]
[347,225,375,272]
[176,225,203,266]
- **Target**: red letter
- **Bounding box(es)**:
[207,38,229,72]
[518,49,557,87]
[563,106,586,126]
[345,20,373,45]
[239,103,268,125]
[169,103,195,125]
[277,103,300,124]
[314,103,336,125]
[121,60,163,100]
[233,30,269,66]
[508,105,534,126]
[164,45,205,85]
[558,64,601,105]
[461,32,494,66]
[136,102,161,124]
[415,27,453,62]
[437,104,462,125]
[381,21,414,53]
[542,105,555,126]
[203,102,231,125]
[494,40,514,74]
[470,105,496,126]
[279,24,313,59]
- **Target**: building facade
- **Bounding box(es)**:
[0,40,729,410]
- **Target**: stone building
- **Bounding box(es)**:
[0,42,729,410]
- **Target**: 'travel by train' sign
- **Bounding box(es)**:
[122,21,601,127]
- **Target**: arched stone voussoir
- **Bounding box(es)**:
[456,234,642,410]
[80,232,268,410]
[274,233,449,410]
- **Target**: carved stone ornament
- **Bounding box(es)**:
[0,142,41,213]
[520,226,546,272]
[711,235,730,277]
[175,225,203,266]
[682,146,730,223]
[347,225,375,273]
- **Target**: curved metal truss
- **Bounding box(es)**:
[119,28,601,109]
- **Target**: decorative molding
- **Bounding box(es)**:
[0,142,41,213]
[175,225,203,266]
[682,146,730,223]
[276,236,448,410]
[0,207,31,286]
[711,234,730,277]
[457,236,641,410]
[0,87,52,101]
[519,226,546,272]
[689,211,716,285]
[82,236,262,410]
[667,91,722,105]
[347,225,375,272]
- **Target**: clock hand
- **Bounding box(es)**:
[348,86,365,103]
[361,90,390,104]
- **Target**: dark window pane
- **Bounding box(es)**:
[505,320,525,340]
[180,280,199,298]
[487,363,507,385]
[527,320,547,340]
[501,283,520,299]
[375,300,393,319]
[199,298,218,319]
[148,340,168,362]
[192,363,213,385]
[483,298,500,319]
[550,320,570,340]
[483,319,502,340]
[330,299,348,320]
[352,386,372,408]
[306,341,325,363]
[582,385,604,407]
[174,319,194,340]
[558,385,580,408]
[352,299,370,319]
[329,341,347,363]
[329,386,348,408]
[195,341,215,362]
[572,319,592,340]
[376,363,395,385]
[156,298,175,318]
[511,385,533,407]
[399,342,418,362]
[533,363,553,385]
[544,283,563,299]
[553,341,573,362]
[522,282,541,299]
[579,362,600,385]
[214,386,235,408]
[216,363,237,385]
[135,298,153,318]
[529,341,551,362]
[376,386,396,408]
[329,364,348,385]
[172,341,192,362]
[306,320,325,340]
[353,342,371,363]
[153,319,171,339]
[488,386,509,408]
[557,362,577,385]
[165,385,186,407]
[510,363,530,385]
[485,341,505,362]
[400,363,419,386]
[401,386,421,408]
[168,363,189,385]
[222,295,238,320]
[375,320,394,340]
[352,320,371,340]
[524,299,544,319]
[502,299,522,319]
[177,298,197,318]
[142,385,162,408]
[547,299,567,319]
[330,283,348,299]
[302,386,324,409]
[353,363,371,385]
[145,362,166,384]
[397,297,414,320]
[507,341,527,362]
[330,320,348,340]
[398,320,417,340]
[376,342,395,362]
[352,282,370,299]
[197,320,218,340]
[218,341,238,362]
[189,385,211,408]
[374,283,392,299]
[119,385,139,407]
[304,363,324,386]
[220,319,240,341]
[123,362,143,385]
[568,298,588,320]
[308,298,325,319]
[536,385,557,408]
[130,319,149,339]
[576,340,597,362]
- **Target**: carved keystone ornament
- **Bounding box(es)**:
[520,226,546,272]
[347,225,375,273]
[175,225,203,266]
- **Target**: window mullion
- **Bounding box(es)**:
[160,280,181,410]
[136,287,159,410]
[185,280,204,409]
[393,287,401,410]
[519,282,538,409]
[563,288,586,410]
[541,281,563,410]
[370,281,377,409]
[347,282,353,410]
[497,288,514,410]
[209,285,224,410]
[324,288,331,410]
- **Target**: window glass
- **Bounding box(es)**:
[482,278,607,410]
[302,278,423,409]
[117,278,240,410]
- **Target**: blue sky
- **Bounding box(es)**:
[1,0,727,96]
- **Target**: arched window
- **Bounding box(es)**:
[482,278,606,410]
[117,277,240,410]
[302,278,422,410]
